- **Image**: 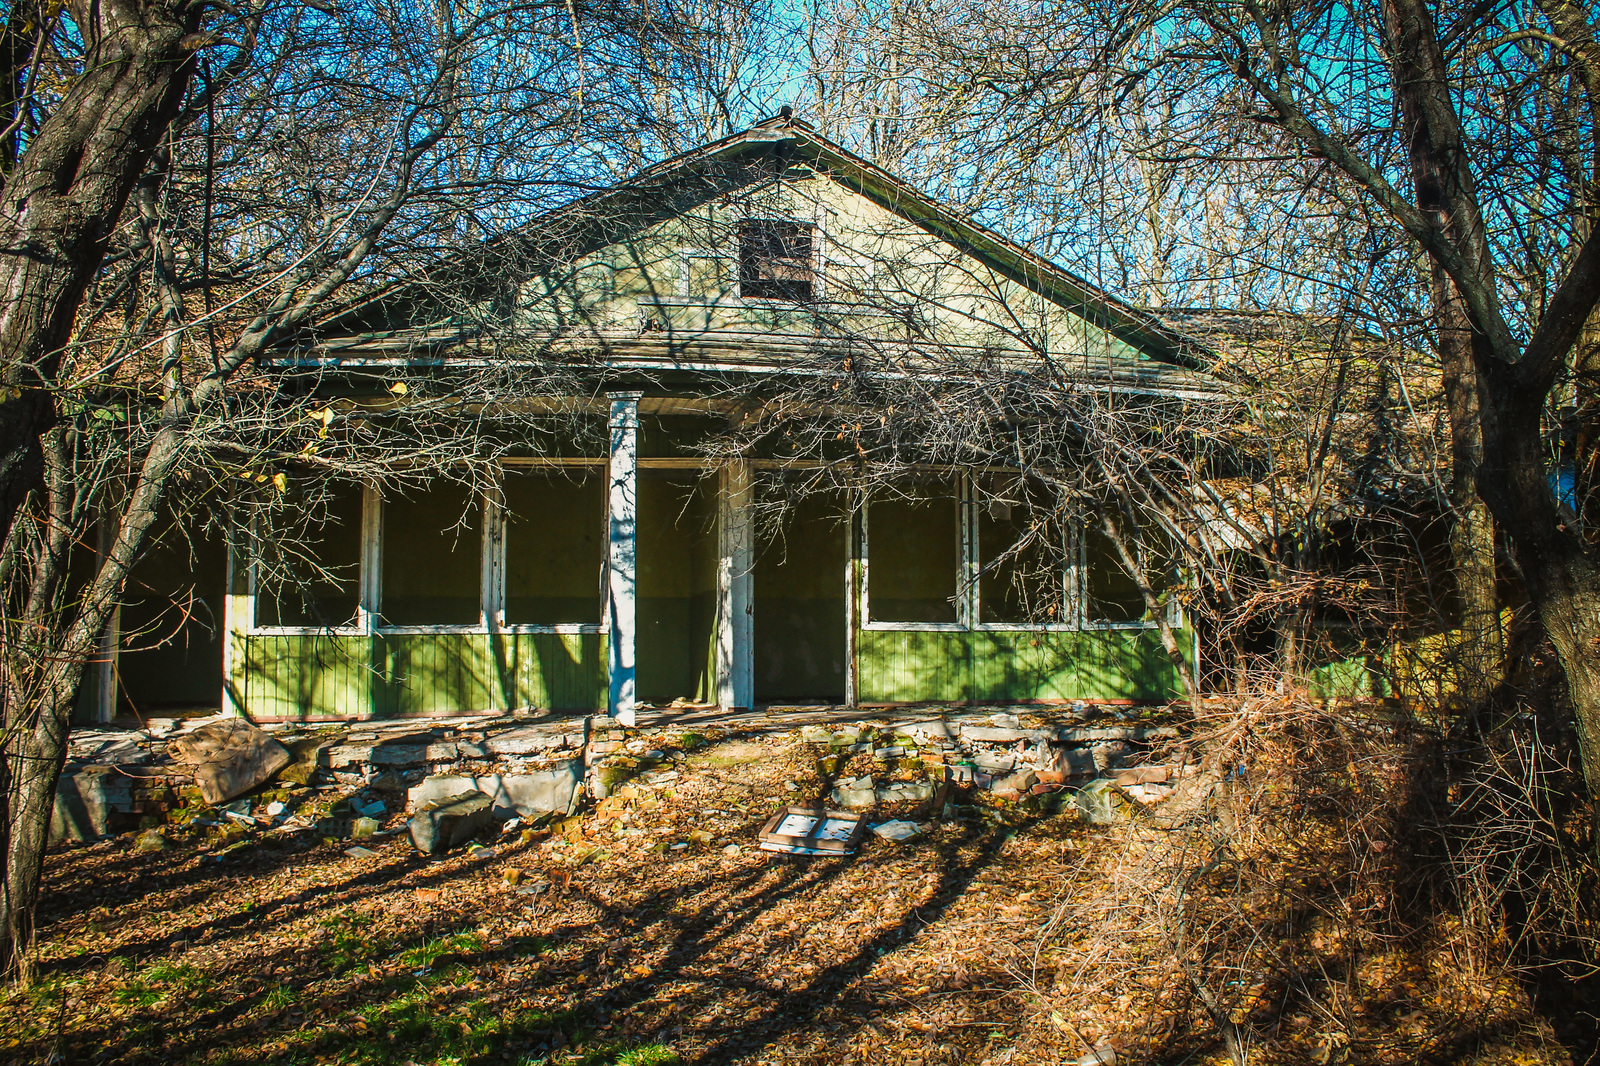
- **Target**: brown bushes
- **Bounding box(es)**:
[1012,694,1597,1065]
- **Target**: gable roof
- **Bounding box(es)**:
[297,114,1211,378]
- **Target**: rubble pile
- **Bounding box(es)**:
[51,703,1194,859]
[793,707,1191,823]
[51,714,585,848]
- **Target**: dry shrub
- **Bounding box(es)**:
[1010,694,1595,1065]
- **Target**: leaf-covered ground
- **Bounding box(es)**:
[2,725,1582,1066]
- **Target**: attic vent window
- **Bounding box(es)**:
[739,219,814,301]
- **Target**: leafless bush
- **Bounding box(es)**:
[1010,694,1589,1064]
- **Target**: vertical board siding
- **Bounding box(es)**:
[237,628,1179,715]
[858,629,1182,703]
[236,632,606,719]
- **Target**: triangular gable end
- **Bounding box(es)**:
[297,117,1221,396]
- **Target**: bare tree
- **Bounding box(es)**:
[0,0,779,977]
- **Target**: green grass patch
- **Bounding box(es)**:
[395,931,485,970]
[269,981,591,1066]
[318,909,392,974]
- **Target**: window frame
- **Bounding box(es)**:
[247,481,376,636]
[493,460,609,635]
[858,472,1174,634]
[737,217,818,303]
[860,479,968,632]
[247,464,612,637]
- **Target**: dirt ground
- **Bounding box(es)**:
[1,725,1583,1066]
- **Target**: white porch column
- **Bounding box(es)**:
[607,392,643,725]
[716,461,754,711]
[220,529,248,718]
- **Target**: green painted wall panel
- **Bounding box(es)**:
[236,632,606,719]
[242,634,374,719]
[858,628,1182,703]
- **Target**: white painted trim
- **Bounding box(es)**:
[844,496,859,708]
[360,480,382,634]
[958,475,974,629]
[715,461,754,711]
[220,526,247,717]
[96,512,118,723]
[483,479,505,632]
[607,391,642,726]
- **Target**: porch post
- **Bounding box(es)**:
[607,391,642,726]
[716,461,754,711]
[220,528,249,718]
[95,512,118,722]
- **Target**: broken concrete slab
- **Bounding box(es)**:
[1053,726,1181,742]
[406,762,583,819]
[409,789,496,854]
[877,781,935,803]
[1074,779,1133,825]
[830,775,877,809]
[277,735,336,786]
[50,767,131,842]
[367,743,430,767]
[972,751,1019,773]
[168,719,291,805]
[486,723,576,755]
[960,725,1043,743]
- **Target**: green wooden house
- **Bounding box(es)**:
[100,114,1226,725]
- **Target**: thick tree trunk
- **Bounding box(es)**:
[1381,0,1504,710]
[0,673,78,983]
[1437,282,1503,708]
[0,0,199,978]
[1383,0,1600,788]
[1478,365,1600,799]
[0,0,198,536]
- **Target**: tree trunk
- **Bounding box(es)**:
[0,673,78,983]
[0,0,200,977]
[0,0,198,537]
[1381,0,1504,711]
[1438,280,1503,709]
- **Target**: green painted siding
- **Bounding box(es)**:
[236,632,606,719]
[857,628,1184,703]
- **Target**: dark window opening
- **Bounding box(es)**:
[978,480,1066,624]
[1084,525,1166,624]
[256,483,364,628]
[868,479,960,624]
[739,219,814,300]
[503,470,603,626]
[380,482,482,627]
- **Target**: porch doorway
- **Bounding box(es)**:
[754,490,848,703]
[636,470,718,704]
[117,521,227,719]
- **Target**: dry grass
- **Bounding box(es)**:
[2,702,1592,1065]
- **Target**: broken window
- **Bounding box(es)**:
[739,219,814,300]
[256,482,364,628]
[868,480,960,624]
[380,482,482,627]
[977,479,1066,625]
[1084,524,1160,625]
[502,470,603,626]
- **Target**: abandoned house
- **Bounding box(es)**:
[92,114,1232,727]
